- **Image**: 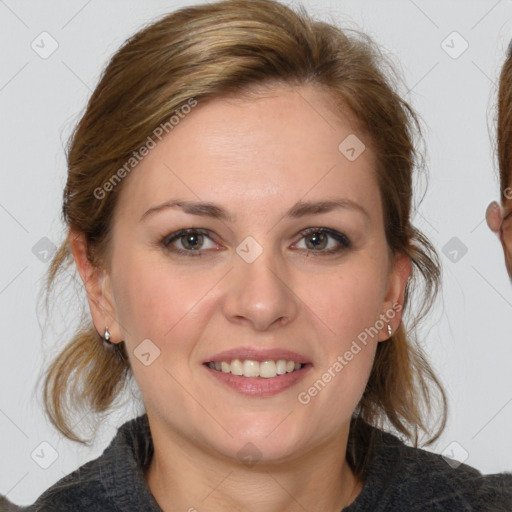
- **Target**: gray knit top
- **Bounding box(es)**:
[4,414,512,511]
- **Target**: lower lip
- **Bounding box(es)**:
[203,364,312,397]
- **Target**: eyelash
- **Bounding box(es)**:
[160,227,352,257]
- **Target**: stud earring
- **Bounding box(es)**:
[387,324,392,337]
[103,326,112,344]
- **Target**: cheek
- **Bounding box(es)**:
[304,261,386,341]
[112,260,174,341]
[296,259,386,408]
[111,252,218,347]
[110,255,212,402]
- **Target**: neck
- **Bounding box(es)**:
[145,417,363,512]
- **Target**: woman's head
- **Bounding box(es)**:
[487,44,512,277]
[44,0,446,466]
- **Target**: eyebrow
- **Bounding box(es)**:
[139,198,370,223]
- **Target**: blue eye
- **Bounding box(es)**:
[161,227,351,257]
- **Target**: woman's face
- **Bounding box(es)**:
[81,83,410,463]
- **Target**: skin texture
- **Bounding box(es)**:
[70,83,411,512]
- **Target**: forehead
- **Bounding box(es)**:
[114,83,380,221]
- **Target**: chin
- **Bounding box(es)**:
[216,417,308,463]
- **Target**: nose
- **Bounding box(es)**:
[221,247,299,331]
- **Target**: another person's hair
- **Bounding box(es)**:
[42,0,447,457]
[497,43,512,199]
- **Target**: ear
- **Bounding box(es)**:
[377,252,411,342]
[486,201,502,236]
[68,228,123,344]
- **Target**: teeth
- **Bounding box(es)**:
[243,360,259,378]
[230,359,243,376]
[276,360,287,375]
[207,359,304,378]
[259,360,276,378]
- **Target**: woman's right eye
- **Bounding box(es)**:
[161,228,219,256]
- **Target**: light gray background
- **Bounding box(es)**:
[1,0,512,506]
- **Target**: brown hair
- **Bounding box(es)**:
[43,0,447,464]
[498,44,512,199]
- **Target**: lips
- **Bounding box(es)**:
[202,346,312,397]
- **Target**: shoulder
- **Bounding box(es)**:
[390,440,512,511]
[21,455,117,512]
[0,495,24,511]
[18,415,154,512]
[0,464,115,512]
[348,420,512,511]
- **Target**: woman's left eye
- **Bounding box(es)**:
[293,227,352,254]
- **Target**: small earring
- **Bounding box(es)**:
[103,326,112,344]
[387,324,392,337]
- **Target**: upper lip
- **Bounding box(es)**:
[203,347,311,364]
